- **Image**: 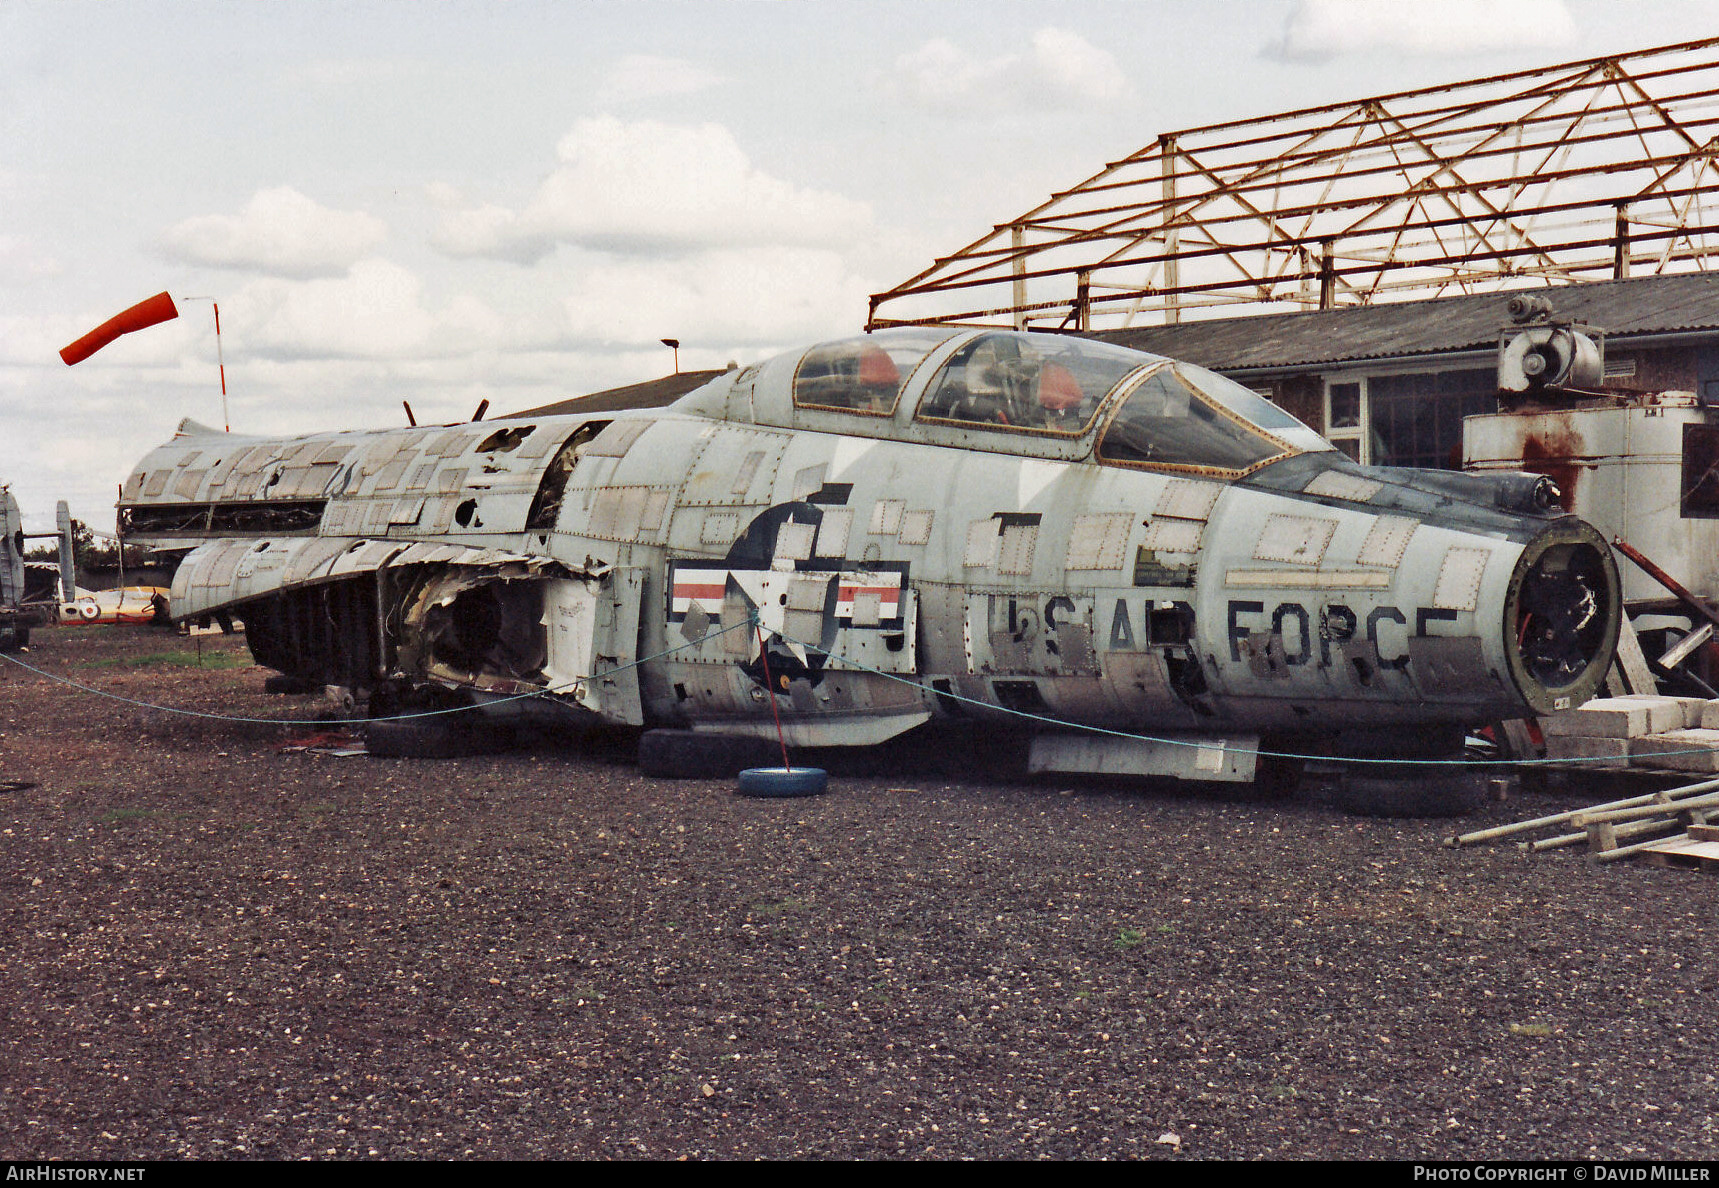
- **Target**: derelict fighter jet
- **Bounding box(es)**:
[117,330,1618,805]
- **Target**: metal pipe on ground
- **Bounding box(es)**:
[1570,793,1719,828]
[1523,815,1691,853]
[1447,776,1719,847]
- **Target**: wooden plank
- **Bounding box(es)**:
[1495,718,1539,760]
[1660,621,1715,670]
[1570,790,1719,827]
[1604,663,1628,698]
[1689,823,1719,842]
[1613,612,1657,695]
[1591,831,1702,863]
[1448,775,1719,848]
[1525,816,1683,853]
[1643,836,1719,873]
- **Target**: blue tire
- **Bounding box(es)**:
[735,766,829,798]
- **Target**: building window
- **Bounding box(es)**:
[1323,381,1365,462]
[1367,369,1494,470]
[1324,369,1493,468]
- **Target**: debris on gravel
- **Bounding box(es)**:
[1,625,1716,1160]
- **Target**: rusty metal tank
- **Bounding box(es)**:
[1464,391,1719,607]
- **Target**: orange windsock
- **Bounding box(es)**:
[60,292,179,365]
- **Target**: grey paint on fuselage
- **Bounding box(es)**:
[118,329,1619,764]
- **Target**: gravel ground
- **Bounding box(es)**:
[0,623,1715,1161]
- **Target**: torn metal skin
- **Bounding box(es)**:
[121,329,1621,781]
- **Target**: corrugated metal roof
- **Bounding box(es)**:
[504,369,727,419]
[1090,272,1719,372]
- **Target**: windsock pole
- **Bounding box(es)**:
[183,297,230,432]
[212,302,229,432]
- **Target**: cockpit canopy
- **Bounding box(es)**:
[792,329,948,417]
[916,333,1146,436]
[729,328,1332,477]
[1096,362,1305,476]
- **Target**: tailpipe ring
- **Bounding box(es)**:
[1502,517,1619,716]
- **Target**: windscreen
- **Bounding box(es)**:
[1097,364,1300,476]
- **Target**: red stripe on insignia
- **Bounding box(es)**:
[674,583,728,601]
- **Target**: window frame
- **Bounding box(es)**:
[911,333,1151,440]
[790,332,951,419]
[1323,377,1370,465]
[1094,362,1299,480]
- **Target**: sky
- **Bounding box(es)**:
[4,0,1718,533]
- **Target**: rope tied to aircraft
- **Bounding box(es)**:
[0,616,758,728]
[2,617,1713,770]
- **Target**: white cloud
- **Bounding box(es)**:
[890,40,990,112]
[160,187,389,278]
[1027,28,1132,106]
[432,203,542,266]
[0,236,62,284]
[430,116,872,263]
[886,27,1131,115]
[1274,0,1578,60]
[596,54,725,105]
[559,246,875,349]
[234,258,502,361]
[424,181,467,209]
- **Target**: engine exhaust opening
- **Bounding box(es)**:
[1503,519,1619,715]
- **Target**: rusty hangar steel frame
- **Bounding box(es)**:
[866,37,1719,334]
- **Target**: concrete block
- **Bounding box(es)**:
[1542,698,1678,739]
[1698,700,1719,730]
[1675,697,1711,730]
[1630,728,1719,773]
[1618,694,1706,730]
[1544,734,1631,763]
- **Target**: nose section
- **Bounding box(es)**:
[1501,517,1620,715]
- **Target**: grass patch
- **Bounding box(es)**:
[1114,927,1146,951]
[748,896,809,919]
[1508,1022,1554,1038]
[100,807,156,825]
[76,650,248,671]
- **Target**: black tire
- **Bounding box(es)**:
[736,767,828,798]
[1246,753,1304,800]
[638,729,780,779]
[366,717,511,759]
[1331,767,1487,818]
[262,675,322,695]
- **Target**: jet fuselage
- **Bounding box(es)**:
[119,330,1618,770]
